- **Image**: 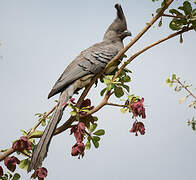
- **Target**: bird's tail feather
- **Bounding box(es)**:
[27,83,76,172]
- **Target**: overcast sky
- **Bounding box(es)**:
[0,0,196,179]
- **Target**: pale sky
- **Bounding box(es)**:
[0,0,196,179]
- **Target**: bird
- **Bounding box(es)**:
[28,4,131,172]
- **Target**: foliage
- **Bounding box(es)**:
[166,74,196,131]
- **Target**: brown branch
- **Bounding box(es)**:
[106,103,127,108]
[163,13,186,19]
[0,105,57,161]
[176,78,196,100]
[27,104,57,137]
[105,0,174,71]
[0,148,15,161]
[75,0,174,106]
[113,26,194,80]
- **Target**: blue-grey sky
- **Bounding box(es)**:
[0,0,196,179]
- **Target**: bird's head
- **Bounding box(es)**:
[104,4,131,41]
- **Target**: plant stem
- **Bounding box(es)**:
[176,78,196,100]
[163,13,186,19]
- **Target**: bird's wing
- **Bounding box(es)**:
[48,41,119,98]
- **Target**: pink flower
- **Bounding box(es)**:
[130,120,145,136]
[131,98,146,119]
[0,166,3,177]
[70,122,85,143]
[12,136,32,152]
[31,167,48,180]
[4,156,20,172]
[71,143,85,158]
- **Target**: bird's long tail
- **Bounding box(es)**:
[27,83,76,172]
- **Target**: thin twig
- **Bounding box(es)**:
[106,103,127,108]
[163,13,186,19]
[105,0,174,71]
[27,104,57,137]
[113,26,194,80]
[0,104,57,161]
[176,78,196,100]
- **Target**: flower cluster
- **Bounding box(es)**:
[70,99,96,158]
[12,136,32,152]
[127,97,146,136]
[31,167,48,180]
[70,122,85,158]
[130,120,145,136]
[4,156,20,172]
[130,98,146,119]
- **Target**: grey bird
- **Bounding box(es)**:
[28,4,131,172]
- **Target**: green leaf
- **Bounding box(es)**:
[12,173,20,180]
[92,136,100,148]
[70,111,77,116]
[35,113,43,117]
[100,88,107,96]
[122,84,130,92]
[165,78,171,84]
[89,123,97,132]
[93,116,98,121]
[169,9,183,16]
[156,8,162,13]
[103,78,111,85]
[106,84,113,91]
[85,141,91,150]
[92,136,100,141]
[169,83,173,87]
[41,119,46,127]
[18,158,30,170]
[172,74,176,80]
[7,172,12,179]
[192,8,196,16]
[169,19,183,31]
[114,87,124,98]
[178,1,192,15]
[93,129,105,136]
[124,68,132,73]
[29,130,43,137]
[20,129,27,136]
[120,108,127,114]
[122,75,131,82]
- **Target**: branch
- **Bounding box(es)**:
[176,78,196,100]
[163,13,186,19]
[27,104,57,137]
[113,26,194,80]
[0,105,57,161]
[105,0,174,70]
[106,103,127,108]
[75,0,174,105]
